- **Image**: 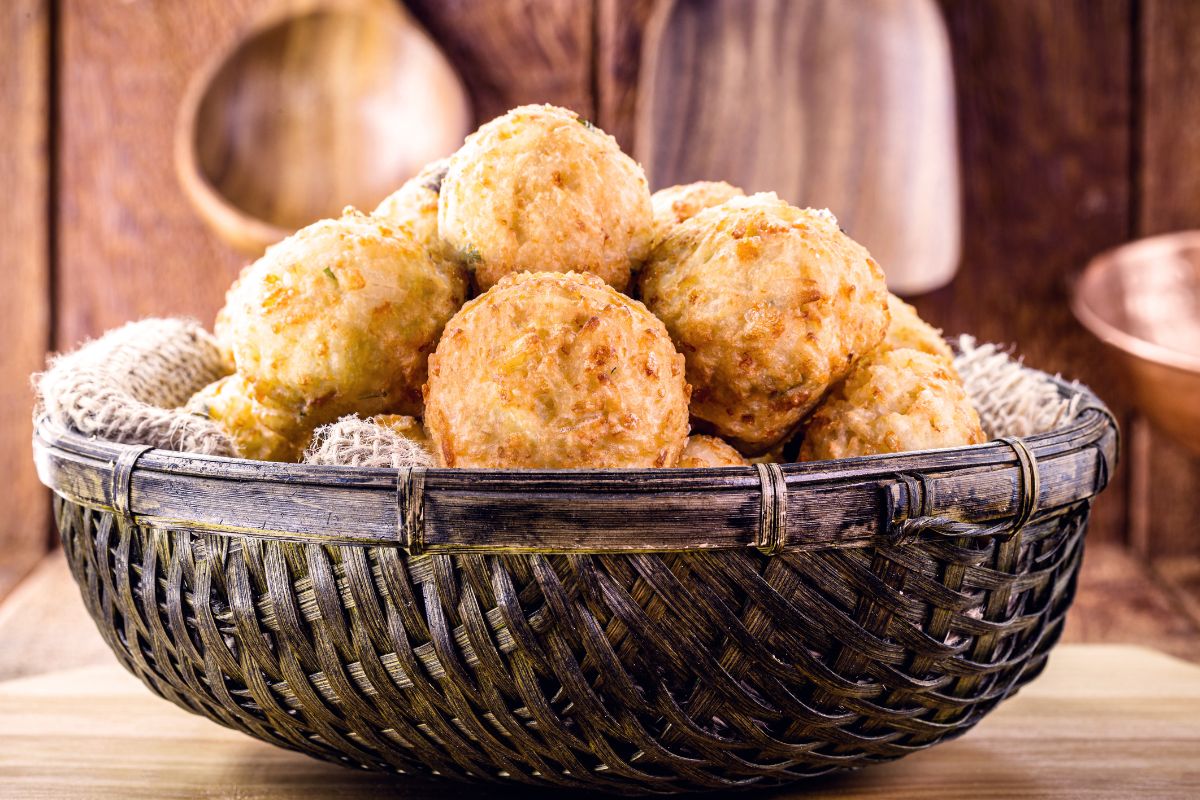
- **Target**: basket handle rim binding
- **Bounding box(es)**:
[32,384,1119,556]
[884,436,1040,548]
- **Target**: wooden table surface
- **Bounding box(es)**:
[1,644,1196,799]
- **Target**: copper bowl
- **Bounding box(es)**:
[1073,231,1200,454]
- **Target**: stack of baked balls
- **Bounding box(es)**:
[188,104,983,468]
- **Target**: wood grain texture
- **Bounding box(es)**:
[0,0,51,599]
[2,645,1198,799]
[635,0,961,294]
[56,0,260,351]
[179,0,471,252]
[594,0,658,152]
[1155,556,1200,633]
[404,0,595,124]
[1133,0,1200,558]
[0,563,39,619]
[920,0,1134,546]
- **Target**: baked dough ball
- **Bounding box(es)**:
[439,104,653,292]
[677,435,749,468]
[640,193,889,453]
[799,348,985,461]
[884,293,954,363]
[374,158,447,228]
[651,181,744,243]
[214,210,467,457]
[186,374,305,462]
[424,271,691,468]
[747,444,786,465]
[372,159,463,280]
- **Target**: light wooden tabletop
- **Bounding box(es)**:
[1,644,1197,799]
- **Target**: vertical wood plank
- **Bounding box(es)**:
[925,0,1134,544]
[594,0,658,152]
[1134,0,1200,558]
[0,0,51,599]
[630,0,961,295]
[56,0,260,351]
[405,0,595,124]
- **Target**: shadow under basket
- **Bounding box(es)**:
[32,374,1118,796]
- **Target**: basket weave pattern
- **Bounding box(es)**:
[56,492,1088,793]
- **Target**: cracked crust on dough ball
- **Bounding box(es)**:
[799,348,985,461]
[217,210,467,431]
[373,159,465,283]
[651,181,745,243]
[640,193,889,453]
[185,374,307,462]
[439,104,653,292]
[424,271,691,468]
[883,292,955,364]
[676,434,749,467]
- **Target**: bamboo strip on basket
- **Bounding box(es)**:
[33,401,1116,554]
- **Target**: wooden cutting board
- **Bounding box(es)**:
[634,0,960,295]
[0,644,1197,799]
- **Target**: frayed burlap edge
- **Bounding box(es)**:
[954,335,1082,440]
[34,317,235,456]
[304,415,434,468]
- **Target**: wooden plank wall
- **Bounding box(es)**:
[1134,0,1200,558]
[0,0,51,599]
[926,0,1135,545]
[2,0,1199,598]
[56,1,254,348]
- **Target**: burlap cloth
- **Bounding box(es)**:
[305,415,435,468]
[35,318,235,456]
[953,335,1080,439]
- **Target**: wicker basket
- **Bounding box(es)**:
[32,373,1117,795]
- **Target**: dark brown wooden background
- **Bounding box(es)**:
[3,0,1199,602]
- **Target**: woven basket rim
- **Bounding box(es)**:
[32,370,1118,555]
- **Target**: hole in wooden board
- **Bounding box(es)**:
[179,2,471,253]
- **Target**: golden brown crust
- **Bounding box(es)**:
[185,374,307,462]
[883,293,955,364]
[799,348,985,461]
[439,104,653,292]
[747,443,786,464]
[218,209,468,429]
[372,159,463,281]
[213,263,251,372]
[423,271,691,468]
[676,435,749,468]
[640,193,890,453]
[373,159,448,227]
[651,181,744,243]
